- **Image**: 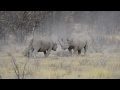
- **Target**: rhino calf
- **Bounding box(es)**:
[24,36,57,58]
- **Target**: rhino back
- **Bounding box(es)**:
[68,33,87,48]
[32,37,53,52]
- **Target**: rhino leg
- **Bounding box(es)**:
[68,48,72,56]
[73,47,78,56]
[78,50,81,55]
[46,48,52,57]
[32,50,38,58]
[44,51,47,57]
[28,49,33,58]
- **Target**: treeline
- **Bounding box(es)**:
[0,11,120,44]
[0,11,50,43]
[0,11,75,44]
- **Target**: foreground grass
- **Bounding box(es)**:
[0,51,120,79]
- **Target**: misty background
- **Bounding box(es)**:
[0,11,120,53]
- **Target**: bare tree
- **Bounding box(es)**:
[8,53,28,79]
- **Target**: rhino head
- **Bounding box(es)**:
[52,43,57,51]
[58,38,69,50]
[23,46,33,58]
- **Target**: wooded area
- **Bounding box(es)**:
[0,11,120,51]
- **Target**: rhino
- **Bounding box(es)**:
[24,36,57,58]
[59,33,88,56]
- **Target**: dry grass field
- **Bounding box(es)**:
[0,50,120,79]
[1,11,120,79]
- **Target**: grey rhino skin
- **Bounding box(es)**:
[24,36,57,58]
[59,33,88,56]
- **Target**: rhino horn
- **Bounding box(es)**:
[58,39,63,47]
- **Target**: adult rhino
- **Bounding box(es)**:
[24,36,57,58]
[59,33,88,56]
